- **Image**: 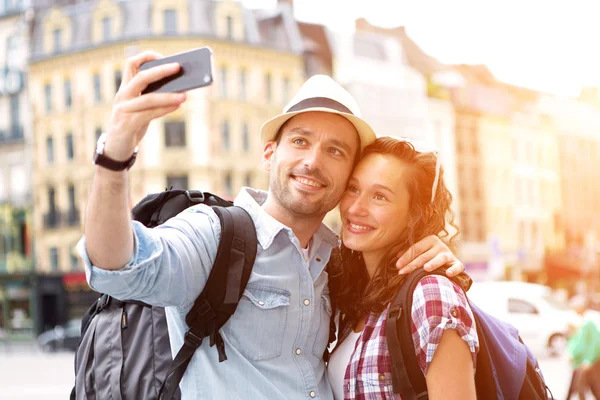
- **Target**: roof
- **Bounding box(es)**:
[30,0,304,59]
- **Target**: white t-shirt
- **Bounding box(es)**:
[327,330,361,400]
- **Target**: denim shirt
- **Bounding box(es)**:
[77,188,338,399]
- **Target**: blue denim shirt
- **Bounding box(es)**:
[77,188,338,399]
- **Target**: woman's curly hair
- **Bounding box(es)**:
[328,137,466,326]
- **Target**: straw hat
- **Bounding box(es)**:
[260,75,376,150]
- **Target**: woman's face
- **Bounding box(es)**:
[340,153,411,261]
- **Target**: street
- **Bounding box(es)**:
[0,342,588,400]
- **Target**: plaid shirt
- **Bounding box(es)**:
[339,275,479,399]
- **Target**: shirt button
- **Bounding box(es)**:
[316,257,321,262]
[303,299,310,306]
[309,391,316,398]
[450,307,458,318]
[379,373,386,382]
[296,348,302,355]
[258,301,265,306]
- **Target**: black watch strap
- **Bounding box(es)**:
[93,151,138,171]
[93,133,138,171]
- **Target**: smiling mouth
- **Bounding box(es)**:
[291,175,325,188]
[346,221,375,232]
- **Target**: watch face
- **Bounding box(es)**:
[96,133,107,154]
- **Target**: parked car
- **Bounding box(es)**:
[37,319,81,352]
[467,281,582,357]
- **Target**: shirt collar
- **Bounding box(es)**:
[233,187,339,250]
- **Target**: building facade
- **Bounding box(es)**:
[0,0,35,333]
[538,95,600,293]
[28,0,305,329]
[330,19,461,238]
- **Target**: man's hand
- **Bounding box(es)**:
[396,235,464,277]
[104,51,187,161]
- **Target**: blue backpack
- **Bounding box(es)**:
[386,269,554,400]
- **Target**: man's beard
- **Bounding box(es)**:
[269,165,339,219]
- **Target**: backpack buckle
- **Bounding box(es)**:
[97,294,111,312]
[185,190,205,204]
[388,304,402,320]
[184,331,204,348]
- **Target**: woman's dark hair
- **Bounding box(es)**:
[328,137,461,325]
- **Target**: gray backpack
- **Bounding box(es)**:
[71,190,257,400]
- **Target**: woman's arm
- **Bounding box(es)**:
[410,275,479,400]
[425,328,477,399]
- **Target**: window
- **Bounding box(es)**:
[282,77,290,104]
[226,15,233,40]
[164,121,186,147]
[66,132,74,160]
[220,67,228,97]
[264,73,272,103]
[244,172,252,187]
[64,79,72,108]
[70,251,79,270]
[221,121,230,150]
[7,35,18,54]
[48,186,56,210]
[95,127,103,143]
[508,299,538,314]
[46,136,54,164]
[166,175,188,190]
[9,94,20,133]
[44,84,52,113]
[93,74,101,103]
[114,70,122,93]
[53,28,62,53]
[102,16,112,41]
[67,184,79,226]
[50,247,59,271]
[239,69,247,100]
[164,9,177,34]
[242,123,249,152]
[68,184,76,210]
[224,172,233,196]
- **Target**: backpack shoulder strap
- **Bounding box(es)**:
[387,268,450,400]
[159,205,257,400]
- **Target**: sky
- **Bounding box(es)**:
[242,0,600,97]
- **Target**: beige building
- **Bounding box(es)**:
[0,1,31,209]
[28,0,305,274]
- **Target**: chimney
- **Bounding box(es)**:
[278,0,293,11]
[355,18,406,37]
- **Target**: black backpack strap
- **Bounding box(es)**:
[159,205,257,400]
[387,269,450,400]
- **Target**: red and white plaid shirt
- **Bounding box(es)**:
[338,275,479,399]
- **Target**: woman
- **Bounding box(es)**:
[328,136,478,399]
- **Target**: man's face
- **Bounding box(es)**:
[263,112,360,218]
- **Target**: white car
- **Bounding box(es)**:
[466,281,582,357]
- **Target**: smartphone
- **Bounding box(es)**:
[140,47,214,94]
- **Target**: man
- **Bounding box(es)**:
[78,51,465,399]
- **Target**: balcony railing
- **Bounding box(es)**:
[66,208,80,226]
[43,209,81,229]
[43,211,62,229]
[0,125,24,144]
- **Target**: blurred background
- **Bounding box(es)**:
[0,0,599,398]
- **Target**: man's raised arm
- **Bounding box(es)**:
[84,51,187,270]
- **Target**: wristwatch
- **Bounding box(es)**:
[93,133,139,171]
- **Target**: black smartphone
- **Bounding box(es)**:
[140,47,214,94]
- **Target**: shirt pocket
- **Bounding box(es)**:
[223,283,290,361]
[357,373,396,399]
[312,292,333,357]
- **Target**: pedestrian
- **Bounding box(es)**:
[566,296,600,399]
[77,51,466,399]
